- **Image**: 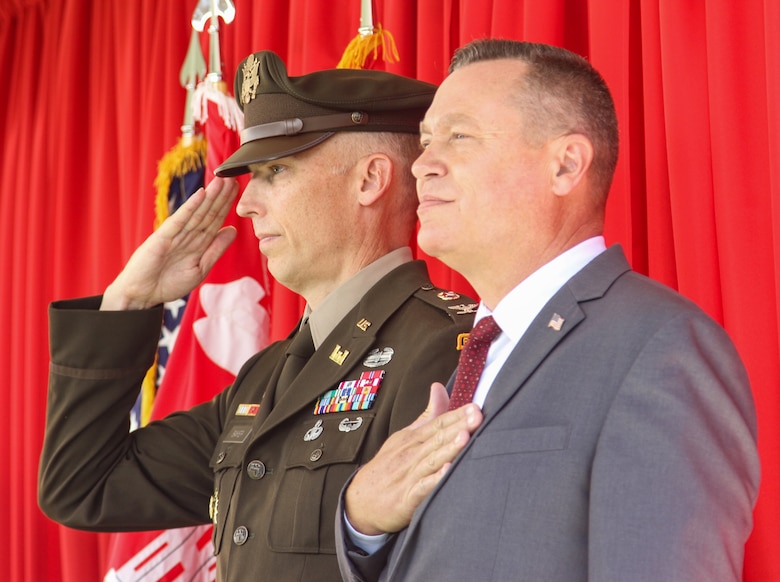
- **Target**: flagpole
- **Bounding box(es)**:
[180,28,207,146]
[192,0,242,133]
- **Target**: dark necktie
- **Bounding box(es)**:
[274,321,315,404]
[448,316,502,410]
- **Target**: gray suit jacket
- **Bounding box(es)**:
[337,246,760,582]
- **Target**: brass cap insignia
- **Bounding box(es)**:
[241,54,260,105]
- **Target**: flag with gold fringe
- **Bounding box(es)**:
[131,133,207,428]
[337,0,399,69]
[104,27,212,582]
[132,25,207,431]
[104,2,270,578]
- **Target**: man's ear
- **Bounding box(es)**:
[358,153,393,206]
[550,134,593,196]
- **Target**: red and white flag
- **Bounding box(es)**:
[104,87,270,581]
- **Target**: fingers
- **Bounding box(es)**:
[408,383,482,447]
[161,177,239,241]
[408,382,450,429]
[100,178,240,311]
[401,403,481,494]
[190,177,240,230]
[345,385,483,535]
[199,225,238,272]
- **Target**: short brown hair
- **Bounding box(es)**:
[450,39,619,198]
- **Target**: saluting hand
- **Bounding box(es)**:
[344,382,483,535]
[101,177,240,311]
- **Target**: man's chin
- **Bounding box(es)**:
[265,261,290,289]
[416,229,446,259]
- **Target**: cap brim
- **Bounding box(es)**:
[214,132,335,177]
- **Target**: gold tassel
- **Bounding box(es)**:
[337,23,399,69]
[141,135,207,427]
[152,135,207,228]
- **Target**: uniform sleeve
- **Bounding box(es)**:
[588,310,760,581]
[38,298,225,531]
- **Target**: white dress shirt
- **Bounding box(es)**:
[471,236,607,407]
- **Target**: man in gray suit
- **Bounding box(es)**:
[336,39,760,581]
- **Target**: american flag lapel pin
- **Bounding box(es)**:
[547,313,565,331]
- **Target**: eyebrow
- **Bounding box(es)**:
[420,113,479,135]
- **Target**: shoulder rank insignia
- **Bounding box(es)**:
[314,371,385,414]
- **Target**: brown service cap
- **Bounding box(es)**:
[215,51,437,177]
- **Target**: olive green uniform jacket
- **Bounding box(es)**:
[39,261,474,582]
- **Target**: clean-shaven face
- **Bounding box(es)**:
[413,59,557,283]
[236,136,361,296]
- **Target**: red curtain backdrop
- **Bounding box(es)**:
[1,0,777,580]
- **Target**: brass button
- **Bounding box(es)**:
[309,448,323,462]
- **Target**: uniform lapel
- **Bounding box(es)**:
[253,262,432,439]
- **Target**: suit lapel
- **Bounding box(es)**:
[390,246,632,574]
[482,245,631,420]
[480,290,584,418]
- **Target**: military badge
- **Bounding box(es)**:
[363,347,394,367]
[235,403,260,416]
[314,370,385,414]
[329,344,350,366]
[339,417,364,433]
[223,425,252,444]
[448,303,479,315]
[209,490,219,524]
[304,419,324,441]
[437,291,461,301]
[241,54,260,105]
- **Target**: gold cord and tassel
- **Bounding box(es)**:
[337,0,399,69]
[337,22,399,69]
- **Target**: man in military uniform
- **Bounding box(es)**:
[38,51,474,582]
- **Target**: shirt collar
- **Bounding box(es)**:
[475,236,607,342]
[305,247,413,348]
